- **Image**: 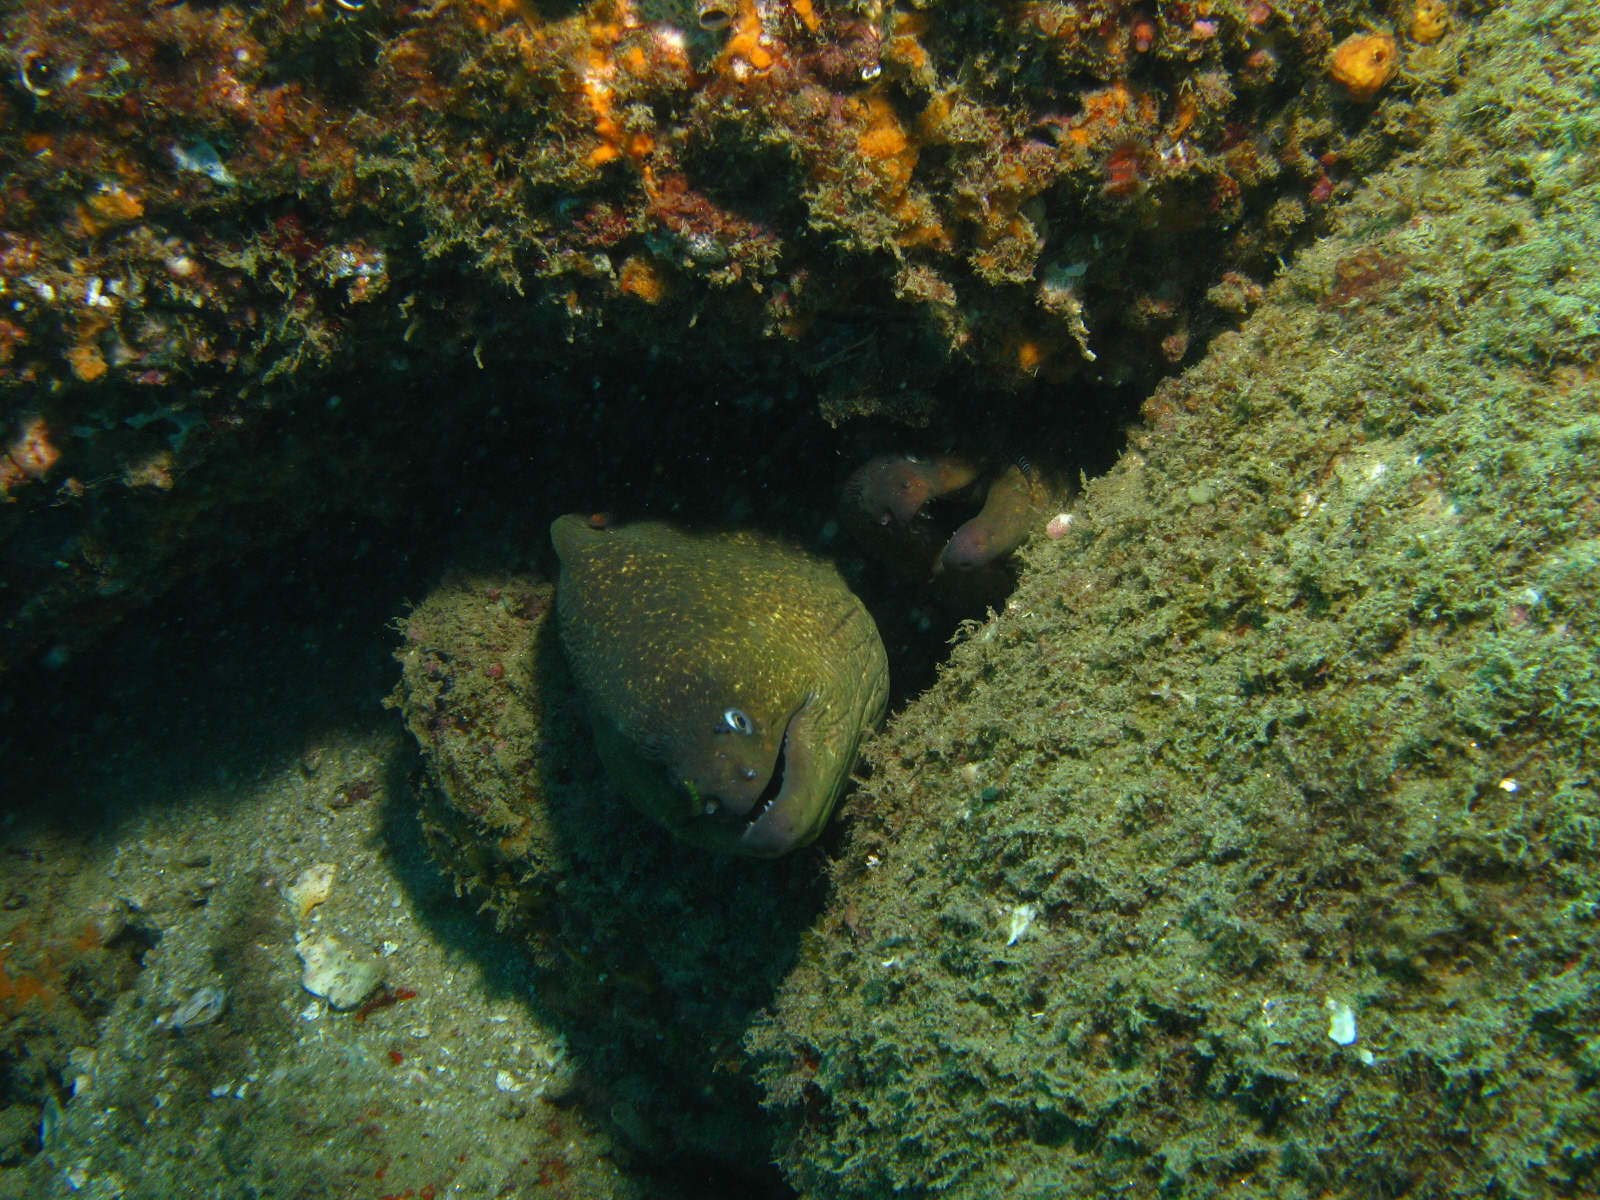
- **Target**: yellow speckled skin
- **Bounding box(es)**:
[551,515,889,856]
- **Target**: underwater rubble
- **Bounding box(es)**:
[0,551,652,1200]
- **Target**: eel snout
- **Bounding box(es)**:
[684,695,828,856]
[692,706,794,818]
[843,452,980,527]
[940,462,1055,572]
[737,695,825,856]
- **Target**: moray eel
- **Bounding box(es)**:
[843,452,980,528]
[551,515,889,857]
[939,461,1054,573]
[839,452,981,578]
[841,452,1057,584]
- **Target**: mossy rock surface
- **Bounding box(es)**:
[395,576,572,925]
[753,2,1600,1196]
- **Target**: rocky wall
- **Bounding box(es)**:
[0,0,1461,671]
[751,0,1600,1193]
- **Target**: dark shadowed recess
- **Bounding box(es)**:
[0,346,1144,1196]
[9,326,1137,712]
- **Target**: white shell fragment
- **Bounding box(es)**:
[1006,903,1041,946]
[1325,998,1358,1045]
[68,1047,96,1097]
[283,863,337,921]
[296,934,383,1010]
[164,985,227,1031]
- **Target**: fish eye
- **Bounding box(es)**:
[723,708,754,735]
[902,451,928,464]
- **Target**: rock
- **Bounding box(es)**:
[282,864,336,921]
[295,934,382,1010]
[0,1103,40,1167]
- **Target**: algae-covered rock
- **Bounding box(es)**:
[0,0,1450,673]
[394,576,573,929]
[753,2,1600,1195]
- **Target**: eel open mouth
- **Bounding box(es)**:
[686,695,823,856]
[738,695,821,856]
[700,708,794,829]
[745,736,787,825]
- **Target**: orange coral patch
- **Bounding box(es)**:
[9,416,60,478]
[853,94,918,196]
[1064,84,1150,149]
[1167,96,1196,141]
[884,12,930,75]
[918,93,952,141]
[844,94,947,248]
[858,120,909,162]
[67,345,108,382]
[720,0,772,73]
[1409,0,1449,43]
[580,8,654,168]
[892,198,946,249]
[1329,33,1399,101]
[790,0,819,34]
[87,184,144,223]
[618,255,665,303]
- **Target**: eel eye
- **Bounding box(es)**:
[723,708,754,735]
